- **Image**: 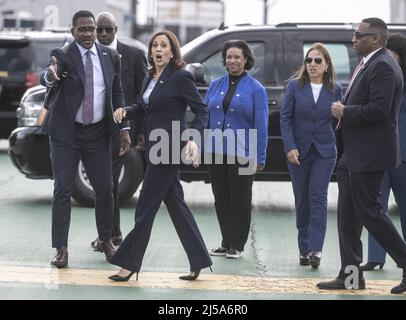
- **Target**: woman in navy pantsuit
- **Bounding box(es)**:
[280,43,342,268]
[362,34,406,271]
[108,30,212,282]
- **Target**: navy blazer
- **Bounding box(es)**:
[339,48,404,172]
[124,65,208,164]
[41,41,125,144]
[281,79,343,159]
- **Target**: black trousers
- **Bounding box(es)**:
[110,164,212,272]
[336,155,406,279]
[50,119,113,248]
[208,157,255,252]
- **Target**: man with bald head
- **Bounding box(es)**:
[91,12,147,250]
[317,17,406,294]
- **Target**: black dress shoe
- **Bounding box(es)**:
[91,238,102,252]
[360,262,384,271]
[99,240,116,262]
[111,235,123,246]
[317,277,365,290]
[391,278,406,294]
[179,269,201,281]
[50,247,68,268]
[109,271,138,282]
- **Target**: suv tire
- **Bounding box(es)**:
[71,148,144,207]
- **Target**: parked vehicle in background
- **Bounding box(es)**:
[9,23,406,206]
[0,30,72,138]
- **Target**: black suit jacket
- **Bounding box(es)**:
[116,41,147,140]
[41,41,126,144]
[124,65,208,164]
[339,48,403,172]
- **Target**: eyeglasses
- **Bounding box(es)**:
[353,32,377,39]
[96,27,115,34]
[75,26,96,33]
[304,57,323,64]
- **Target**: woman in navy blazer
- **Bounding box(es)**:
[280,43,342,268]
[205,40,268,259]
[108,30,212,282]
[362,34,406,271]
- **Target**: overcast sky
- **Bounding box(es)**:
[223,0,391,25]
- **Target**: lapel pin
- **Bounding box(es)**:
[102,52,108,56]
[160,80,163,84]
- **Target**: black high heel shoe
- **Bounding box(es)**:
[109,271,138,282]
[360,262,384,271]
[179,269,201,281]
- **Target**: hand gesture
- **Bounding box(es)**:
[331,101,345,120]
[113,107,126,124]
[48,56,60,81]
[119,130,131,156]
[135,134,145,151]
[185,140,199,168]
[287,149,300,165]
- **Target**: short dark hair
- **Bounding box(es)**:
[362,17,388,37]
[387,33,406,77]
[72,10,95,27]
[221,40,255,70]
[147,30,185,77]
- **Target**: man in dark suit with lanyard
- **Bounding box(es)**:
[317,18,406,294]
[42,10,128,268]
[90,12,147,250]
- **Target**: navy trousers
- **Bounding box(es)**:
[50,119,113,248]
[288,144,336,255]
[367,162,406,263]
[110,164,212,272]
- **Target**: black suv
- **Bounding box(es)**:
[8,23,406,206]
[0,30,72,138]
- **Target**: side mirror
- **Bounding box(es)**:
[185,63,206,85]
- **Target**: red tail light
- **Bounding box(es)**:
[25,72,38,88]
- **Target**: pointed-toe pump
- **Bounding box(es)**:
[179,269,201,281]
[360,262,384,271]
[109,271,138,282]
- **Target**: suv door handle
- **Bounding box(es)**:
[269,100,278,106]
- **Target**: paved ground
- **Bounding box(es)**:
[0,140,405,301]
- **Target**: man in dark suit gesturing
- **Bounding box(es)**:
[42,10,128,268]
[90,12,147,249]
[317,18,406,294]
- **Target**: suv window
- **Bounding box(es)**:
[201,41,266,84]
[0,42,31,72]
[31,40,69,72]
[303,42,352,83]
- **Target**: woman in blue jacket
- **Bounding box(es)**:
[205,40,268,259]
[280,43,342,268]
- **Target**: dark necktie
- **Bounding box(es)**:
[83,50,94,124]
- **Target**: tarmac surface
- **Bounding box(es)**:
[0,140,405,301]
